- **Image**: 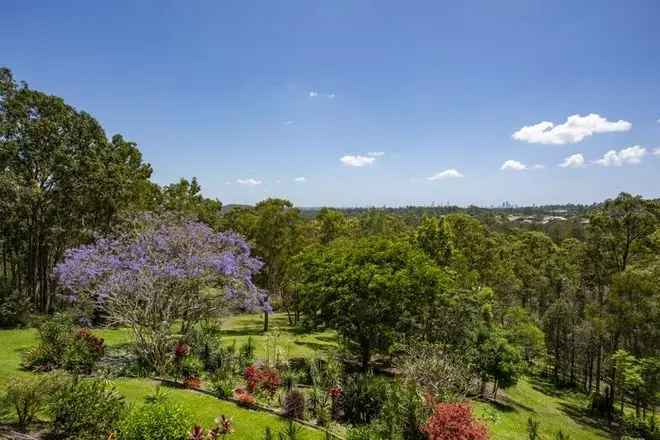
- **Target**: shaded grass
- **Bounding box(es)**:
[474,376,611,440]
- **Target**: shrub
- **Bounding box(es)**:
[243,364,282,399]
[62,329,105,374]
[0,373,63,430]
[347,424,381,440]
[341,373,389,425]
[210,373,238,398]
[117,396,191,440]
[379,384,428,440]
[283,390,306,419]
[23,314,74,370]
[424,402,489,440]
[176,353,203,381]
[278,421,303,440]
[0,282,31,328]
[234,389,257,408]
[183,376,201,389]
[49,377,126,440]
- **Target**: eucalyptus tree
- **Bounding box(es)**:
[0,67,153,311]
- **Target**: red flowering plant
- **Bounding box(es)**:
[234,388,257,408]
[244,365,259,392]
[424,402,489,440]
[243,364,282,400]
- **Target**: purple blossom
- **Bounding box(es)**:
[54,216,266,314]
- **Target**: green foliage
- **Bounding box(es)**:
[527,417,540,440]
[477,327,523,397]
[341,373,389,425]
[62,330,105,374]
[277,421,304,440]
[0,373,63,429]
[24,313,74,369]
[117,392,192,440]
[297,236,457,369]
[49,377,126,440]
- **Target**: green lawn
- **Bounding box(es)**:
[0,313,334,439]
[474,377,611,440]
[0,315,614,439]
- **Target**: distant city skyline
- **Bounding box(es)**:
[2,1,659,206]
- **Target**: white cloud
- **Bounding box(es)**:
[501,160,528,171]
[284,120,295,125]
[236,178,262,186]
[653,148,660,156]
[340,155,376,167]
[308,91,318,97]
[327,93,336,99]
[294,177,306,183]
[427,169,464,180]
[559,153,585,168]
[309,91,335,99]
[512,113,631,145]
[594,145,647,167]
[367,151,385,157]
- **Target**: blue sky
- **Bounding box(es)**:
[2,1,659,207]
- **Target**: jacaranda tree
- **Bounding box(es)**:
[54,214,267,372]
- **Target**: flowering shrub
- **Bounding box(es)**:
[243,365,281,399]
[63,329,105,374]
[174,342,191,359]
[54,215,269,373]
[244,365,259,392]
[233,388,257,408]
[424,402,489,440]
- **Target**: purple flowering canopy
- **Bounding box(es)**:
[54,214,269,371]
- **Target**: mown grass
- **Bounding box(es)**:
[0,315,614,439]
[474,377,611,440]
[0,314,333,439]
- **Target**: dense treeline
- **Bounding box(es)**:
[1,68,658,429]
[0,68,222,314]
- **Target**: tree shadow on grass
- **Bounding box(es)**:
[292,340,334,353]
[220,328,267,337]
[557,401,612,436]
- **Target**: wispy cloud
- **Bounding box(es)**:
[594,145,646,167]
[340,155,375,167]
[559,153,585,168]
[367,151,385,157]
[513,113,631,145]
[309,91,335,99]
[294,177,306,183]
[283,120,295,126]
[653,148,660,156]
[427,169,464,180]
[501,160,527,171]
[236,178,262,186]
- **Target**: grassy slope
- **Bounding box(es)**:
[0,314,334,440]
[0,314,613,439]
[474,377,611,439]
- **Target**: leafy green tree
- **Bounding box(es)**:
[476,327,522,399]
[0,67,153,311]
[414,215,453,267]
[223,198,303,330]
[159,177,222,227]
[296,237,454,369]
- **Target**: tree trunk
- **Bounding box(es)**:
[361,345,370,371]
[263,311,269,332]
